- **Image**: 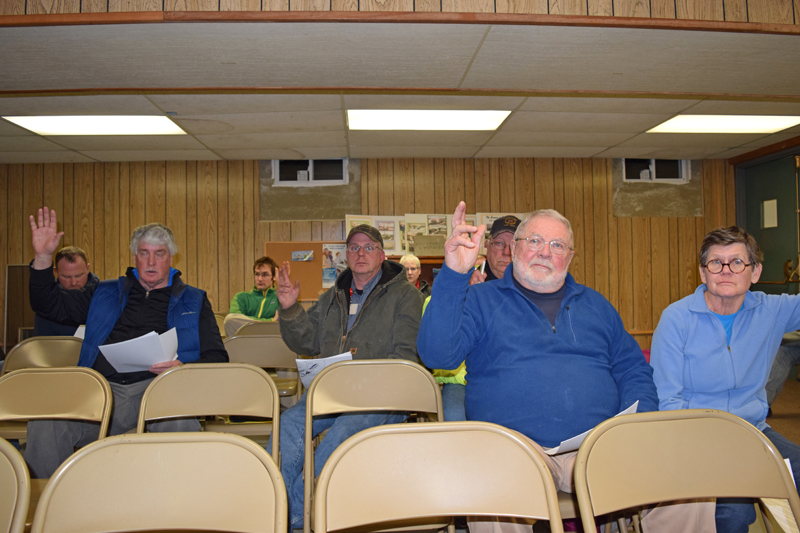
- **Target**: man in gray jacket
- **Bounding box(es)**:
[271,224,423,531]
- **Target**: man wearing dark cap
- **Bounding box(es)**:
[272,223,423,531]
[470,215,520,285]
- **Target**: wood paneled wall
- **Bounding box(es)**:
[1,0,797,24]
[1,157,733,350]
[360,157,736,348]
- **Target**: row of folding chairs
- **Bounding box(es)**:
[3,409,800,533]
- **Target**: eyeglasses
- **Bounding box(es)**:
[347,244,382,254]
[487,240,513,251]
[702,259,754,274]
[514,237,572,255]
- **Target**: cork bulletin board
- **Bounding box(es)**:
[264,241,344,302]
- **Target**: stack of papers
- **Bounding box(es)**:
[99,328,178,373]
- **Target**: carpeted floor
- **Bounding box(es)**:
[769,377,800,444]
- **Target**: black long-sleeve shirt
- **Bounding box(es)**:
[30,264,228,384]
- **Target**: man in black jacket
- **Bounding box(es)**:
[32,246,99,336]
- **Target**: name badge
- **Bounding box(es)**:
[349,303,359,315]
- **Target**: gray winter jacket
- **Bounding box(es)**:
[279,260,423,363]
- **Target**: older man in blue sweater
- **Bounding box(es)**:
[418,202,659,533]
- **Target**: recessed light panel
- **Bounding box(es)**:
[348,110,511,131]
[2,116,186,135]
[648,115,800,134]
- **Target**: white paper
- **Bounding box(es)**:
[542,401,639,456]
[73,325,86,339]
[296,351,353,388]
[99,328,178,373]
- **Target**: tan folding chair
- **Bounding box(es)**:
[0,336,82,376]
[0,367,112,444]
[136,362,281,464]
[0,337,84,442]
[0,437,30,533]
[235,320,281,336]
[304,359,444,533]
[224,334,302,402]
[30,432,287,533]
[215,313,227,339]
[574,409,800,532]
[314,421,563,533]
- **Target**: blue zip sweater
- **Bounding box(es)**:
[79,270,204,368]
[418,263,658,448]
[651,284,800,431]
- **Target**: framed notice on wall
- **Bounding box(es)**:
[264,241,344,301]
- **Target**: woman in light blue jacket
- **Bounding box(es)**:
[651,226,800,533]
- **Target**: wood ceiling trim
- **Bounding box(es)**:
[3,88,800,103]
[1,11,799,36]
[728,135,800,166]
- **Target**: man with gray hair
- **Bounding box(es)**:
[419,201,658,533]
[24,207,228,478]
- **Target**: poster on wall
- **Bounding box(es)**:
[404,214,428,254]
[322,244,347,288]
[373,216,406,255]
[345,215,373,235]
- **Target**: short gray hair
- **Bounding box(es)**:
[398,254,421,269]
[515,209,574,247]
[130,223,178,256]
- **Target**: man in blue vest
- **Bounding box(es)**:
[24,207,228,478]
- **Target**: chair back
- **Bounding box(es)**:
[0,437,30,533]
[214,314,226,337]
[136,363,281,463]
[235,321,281,336]
[30,432,287,533]
[574,409,800,530]
[0,368,112,438]
[1,337,82,375]
[315,422,563,533]
[304,359,443,533]
[224,334,298,369]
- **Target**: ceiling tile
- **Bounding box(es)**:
[683,101,800,115]
[488,131,631,147]
[615,132,767,148]
[0,95,163,116]
[215,148,348,160]
[501,112,668,133]
[348,131,493,146]
[0,136,69,151]
[148,94,343,115]
[594,147,726,159]
[174,110,344,135]
[197,131,346,150]
[518,97,699,114]
[0,151,95,163]
[79,150,222,162]
[0,120,35,136]
[48,135,207,151]
[475,146,606,158]
[349,146,480,158]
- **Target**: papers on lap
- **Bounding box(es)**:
[542,401,639,456]
[296,351,354,388]
[99,328,178,373]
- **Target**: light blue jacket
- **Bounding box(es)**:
[651,284,800,430]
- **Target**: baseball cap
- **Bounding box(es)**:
[346,224,384,248]
[489,215,521,238]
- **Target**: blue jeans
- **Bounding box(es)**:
[442,383,466,422]
[715,427,800,533]
[267,391,407,530]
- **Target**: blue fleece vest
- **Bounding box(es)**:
[78,276,205,368]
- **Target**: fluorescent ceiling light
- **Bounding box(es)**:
[2,116,186,135]
[648,115,800,134]
[348,110,511,131]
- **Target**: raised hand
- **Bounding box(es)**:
[276,261,301,309]
[30,207,64,270]
[444,201,486,274]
